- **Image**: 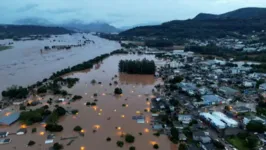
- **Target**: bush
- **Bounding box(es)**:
[86,102,91,106]
[106,137,111,142]
[129,146,136,150]
[73,126,82,132]
[91,79,96,84]
[153,144,159,149]
[139,132,142,135]
[125,134,135,143]
[72,95,82,101]
[114,88,123,95]
[45,124,64,132]
[94,93,98,97]
[71,109,79,115]
[37,86,47,94]
[28,140,35,146]
[116,141,124,147]
[32,128,37,133]
[91,102,97,106]
[178,143,187,150]
[53,143,63,150]
[153,132,160,137]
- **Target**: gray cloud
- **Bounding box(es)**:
[16,3,38,12]
[1,0,266,27]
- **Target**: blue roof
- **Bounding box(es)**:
[0,112,20,125]
[202,95,222,103]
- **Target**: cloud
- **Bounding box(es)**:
[1,0,266,27]
[16,3,38,12]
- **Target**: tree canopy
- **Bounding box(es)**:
[119,59,156,74]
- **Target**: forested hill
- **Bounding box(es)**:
[0,25,73,39]
[119,7,266,39]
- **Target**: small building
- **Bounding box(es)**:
[16,128,27,135]
[259,83,266,91]
[193,131,210,141]
[178,115,192,124]
[0,112,20,126]
[45,134,55,144]
[58,98,65,102]
[201,95,224,105]
[211,112,238,128]
[152,124,163,130]
[218,86,239,97]
[0,132,9,138]
[0,139,11,145]
[179,133,187,141]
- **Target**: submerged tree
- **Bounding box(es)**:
[118,59,156,74]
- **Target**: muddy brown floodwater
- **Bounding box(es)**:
[0,54,171,150]
[0,33,120,95]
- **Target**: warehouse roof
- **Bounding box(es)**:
[0,112,20,126]
[212,112,238,127]
[200,112,226,129]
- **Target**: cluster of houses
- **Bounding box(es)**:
[149,49,266,150]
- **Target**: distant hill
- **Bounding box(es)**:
[14,18,120,34]
[62,21,120,33]
[0,25,73,39]
[120,7,266,39]
[194,7,266,20]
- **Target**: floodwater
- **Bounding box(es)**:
[0,33,120,94]
[0,54,171,150]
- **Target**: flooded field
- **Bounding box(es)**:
[0,33,120,94]
[0,54,171,150]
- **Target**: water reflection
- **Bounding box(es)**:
[119,73,155,85]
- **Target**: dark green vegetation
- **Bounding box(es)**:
[168,76,183,84]
[129,146,136,150]
[246,120,266,133]
[27,140,35,146]
[153,132,160,137]
[73,126,83,132]
[0,46,12,51]
[119,59,156,74]
[106,137,111,142]
[178,143,187,150]
[125,134,135,143]
[170,127,179,144]
[53,142,64,150]
[153,144,159,149]
[0,25,73,39]
[45,124,64,132]
[116,141,124,147]
[2,85,29,99]
[120,8,266,40]
[114,88,123,95]
[72,95,83,101]
[227,132,259,150]
[32,128,37,133]
[256,100,266,116]
[19,106,66,125]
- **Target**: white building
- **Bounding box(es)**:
[212,112,238,128]
[259,83,266,91]
[200,113,226,129]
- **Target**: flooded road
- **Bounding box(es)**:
[0,33,120,94]
[0,54,171,150]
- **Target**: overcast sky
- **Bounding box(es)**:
[0,0,266,27]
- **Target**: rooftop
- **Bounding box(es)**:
[0,112,20,126]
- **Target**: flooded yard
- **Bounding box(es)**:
[0,33,120,94]
[0,54,171,150]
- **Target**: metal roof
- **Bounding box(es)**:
[0,112,20,125]
[200,112,226,129]
[212,112,238,127]
[201,95,222,103]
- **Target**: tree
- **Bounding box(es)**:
[71,109,79,115]
[72,95,82,101]
[54,106,66,116]
[247,135,259,149]
[116,141,124,147]
[106,137,111,142]
[91,79,96,84]
[45,124,63,132]
[73,126,82,132]
[125,134,135,143]
[170,127,179,144]
[118,59,156,74]
[53,143,63,150]
[37,86,47,94]
[28,140,35,146]
[153,144,159,149]
[246,121,266,133]
[114,88,123,95]
[129,146,136,150]
[178,143,187,150]
[2,85,29,99]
